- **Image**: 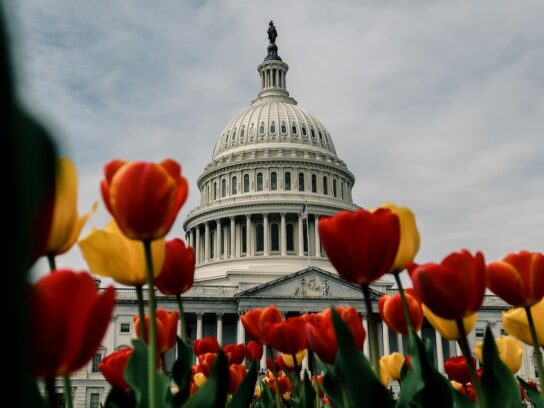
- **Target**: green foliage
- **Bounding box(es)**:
[253,381,274,408]
[518,378,544,408]
[182,351,229,408]
[480,327,522,408]
[451,388,475,408]
[288,370,316,408]
[125,339,171,408]
[397,332,453,408]
[171,337,193,407]
[330,307,394,407]
[104,386,136,408]
[228,361,258,408]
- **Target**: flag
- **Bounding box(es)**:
[298,203,308,220]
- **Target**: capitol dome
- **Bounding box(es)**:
[184,23,358,286]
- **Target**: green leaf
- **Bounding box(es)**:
[104,386,136,408]
[330,307,394,407]
[397,332,453,408]
[125,339,171,408]
[299,371,317,408]
[518,377,544,408]
[260,381,275,408]
[228,361,258,408]
[451,388,475,408]
[320,366,343,408]
[480,327,522,408]
[182,351,229,408]
[171,337,193,407]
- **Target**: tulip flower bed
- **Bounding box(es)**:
[24,151,543,408]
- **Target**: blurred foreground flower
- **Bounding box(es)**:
[241,305,283,344]
[502,299,544,346]
[45,157,96,256]
[422,305,477,340]
[101,159,188,241]
[474,336,523,374]
[379,352,405,385]
[79,219,165,286]
[99,348,133,392]
[155,238,195,295]
[445,356,476,385]
[29,270,115,377]
[379,288,423,334]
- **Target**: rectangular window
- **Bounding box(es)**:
[54,393,65,408]
[90,393,100,408]
[120,323,130,333]
[91,353,102,373]
[475,328,484,338]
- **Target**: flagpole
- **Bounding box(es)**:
[305,201,310,268]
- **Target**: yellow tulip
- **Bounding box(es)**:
[79,218,165,286]
[450,380,463,392]
[194,372,207,388]
[281,350,307,368]
[474,336,523,374]
[503,299,544,346]
[379,352,405,385]
[423,304,476,340]
[380,203,420,272]
[45,157,96,256]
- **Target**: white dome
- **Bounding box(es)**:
[212,100,337,160]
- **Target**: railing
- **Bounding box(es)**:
[101,285,241,299]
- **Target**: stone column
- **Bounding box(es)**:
[298,217,304,256]
[187,230,191,248]
[397,333,404,354]
[204,222,210,263]
[436,329,444,372]
[263,213,269,256]
[196,313,203,340]
[230,217,235,259]
[362,316,370,358]
[280,213,286,256]
[195,227,201,265]
[260,344,267,371]
[382,322,390,355]
[216,313,223,345]
[246,215,252,256]
[237,313,245,344]
[215,219,221,261]
[315,215,321,257]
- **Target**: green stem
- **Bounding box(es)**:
[136,285,147,343]
[308,349,321,408]
[45,378,56,408]
[47,254,56,272]
[456,319,485,407]
[267,345,282,408]
[524,306,544,391]
[362,284,380,377]
[143,240,158,408]
[393,271,414,333]
[62,375,73,408]
[175,294,188,344]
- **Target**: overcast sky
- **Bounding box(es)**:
[8,1,544,280]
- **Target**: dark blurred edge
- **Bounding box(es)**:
[1,1,57,406]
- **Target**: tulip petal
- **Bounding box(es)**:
[503,299,544,346]
[423,305,476,340]
[57,201,98,255]
[487,261,526,307]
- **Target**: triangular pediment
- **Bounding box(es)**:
[235,267,385,301]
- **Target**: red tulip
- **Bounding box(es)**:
[444,356,476,385]
[228,364,247,394]
[266,316,307,355]
[241,306,283,344]
[101,159,188,240]
[409,250,486,320]
[155,238,195,295]
[193,336,220,356]
[306,307,366,365]
[28,270,115,377]
[267,371,292,395]
[197,352,217,377]
[134,309,178,354]
[223,344,247,365]
[379,288,423,334]
[318,209,400,285]
[245,341,263,361]
[487,251,544,307]
[99,348,133,392]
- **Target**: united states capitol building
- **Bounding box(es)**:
[67,24,538,407]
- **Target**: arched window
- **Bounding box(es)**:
[311,174,317,193]
[224,132,229,147]
[243,174,249,193]
[291,124,297,134]
[256,223,264,252]
[213,182,217,200]
[286,223,294,251]
[241,225,247,254]
[231,176,237,195]
[232,128,237,145]
[259,122,265,135]
[257,173,263,191]
[221,179,226,197]
[298,172,305,192]
[333,179,337,197]
[284,172,291,190]
[323,176,328,195]
[271,223,279,252]
[249,124,255,136]
[302,126,307,136]
[271,172,277,191]
[270,122,276,134]
[281,122,287,134]
[240,127,245,139]
[311,129,316,139]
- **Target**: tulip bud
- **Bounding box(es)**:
[99,348,133,392]
[379,352,405,385]
[155,238,195,295]
[422,305,476,340]
[502,299,544,346]
[444,356,476,385]
[379,288,423,334]
[474,336,523,374]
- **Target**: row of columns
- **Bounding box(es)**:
[187,213,323,264]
